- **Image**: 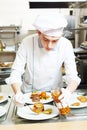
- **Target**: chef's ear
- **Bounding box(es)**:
[37,30,41,36]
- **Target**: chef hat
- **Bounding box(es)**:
[33,13,68,37]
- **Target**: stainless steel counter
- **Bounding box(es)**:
[0,85,87,125]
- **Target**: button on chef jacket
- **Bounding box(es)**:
[7,34,80,93]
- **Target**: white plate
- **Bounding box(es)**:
[0,93,8,103]
[69,94,87,108]
[0,106,6,117]
[17,104,59,120]
[24,92,53,104]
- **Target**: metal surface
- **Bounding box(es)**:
[0,51,15,85]
[0,95,13,123]
[74,48,87,88]
[0,88,87,125]
[76,58,87,84]
[0,51,16,62]
[0,69,11,85]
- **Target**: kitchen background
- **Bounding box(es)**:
[0,0,87,51]
[0,0,87,88]
[0,1,87,125]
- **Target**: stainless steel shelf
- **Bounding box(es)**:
[0,51,16,62]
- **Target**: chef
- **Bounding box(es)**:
[6,13,81,106]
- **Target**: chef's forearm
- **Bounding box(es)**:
[66,80,78,93]
[11,83,21,94]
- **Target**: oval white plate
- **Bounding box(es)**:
[24,92,53,104]
[17,104,59,120]
[0,106,6,117]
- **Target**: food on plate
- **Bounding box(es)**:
[30,103,52,114]
[5,62,13,67]
[0,95,3,100]
[31,93,40,102]
[59,106,70,115]
[0,63,5,67]
[40,91,46,99]
[0,62,13,68]
[30,91,50,102]
[71,102,80,106]
[31,102,44,113]
[43,108,52,114]
[77,96,87,103]
[0,96,3,100]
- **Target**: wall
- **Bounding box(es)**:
[0,0,86,48]
[0,0,76,30]
[0,0,76,47]
[0,0,86,29]
[0,0,28,27]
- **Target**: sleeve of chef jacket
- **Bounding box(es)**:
[64,41,81,86]
[6,40,27,85]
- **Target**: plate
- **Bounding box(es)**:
[17,104,59,120]
[0,93,8,103]
[24,92,53,104]
[0,106,6,117]
[69,94,87,108]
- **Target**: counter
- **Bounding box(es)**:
[0,85,87,129]
[1,121,87,130]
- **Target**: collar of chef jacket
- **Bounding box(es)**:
[38,38,43,48]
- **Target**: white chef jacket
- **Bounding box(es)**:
[6,34,80,93]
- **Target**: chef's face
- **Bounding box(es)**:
[38,31,60,51]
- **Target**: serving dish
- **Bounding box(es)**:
[17,104,59,120]
[23,92,53,104]
[69,94,87,108]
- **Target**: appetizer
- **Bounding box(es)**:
[0,95,3,100]
[77,95,87,103]
[30,91,50,102]
[30,102,52,114]
[71,102,80,106]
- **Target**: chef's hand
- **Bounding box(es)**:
[58,88,71,105]
[13,91,25,107]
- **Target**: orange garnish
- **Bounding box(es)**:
[40,91,46,98]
